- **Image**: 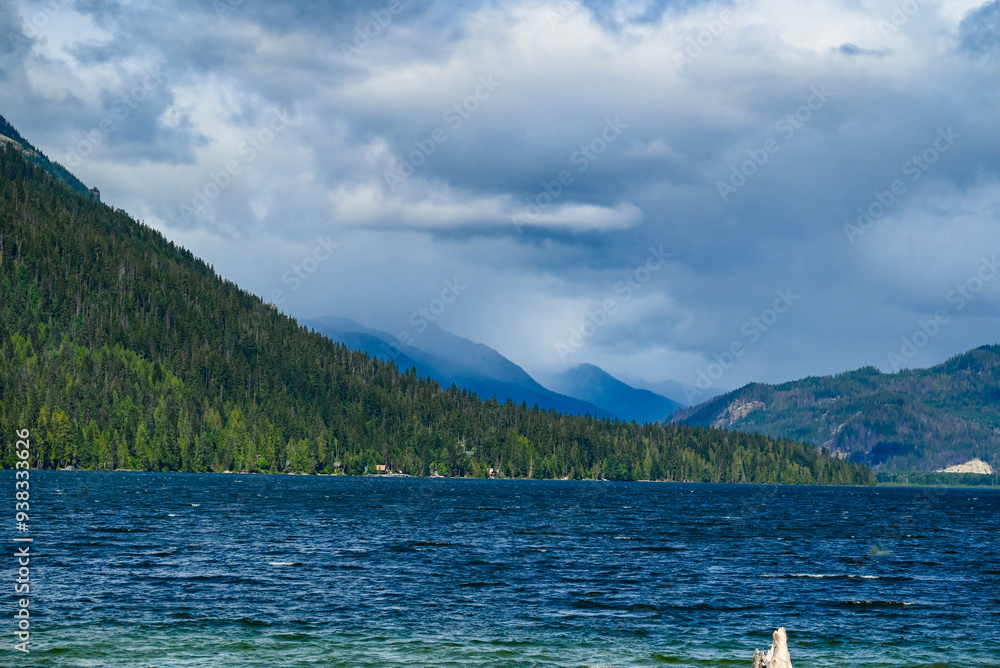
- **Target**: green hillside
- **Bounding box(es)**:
[675,349,1000,471]
[0,133,872,484]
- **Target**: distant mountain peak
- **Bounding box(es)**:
[305,316,612,419]
[548,363,682,424]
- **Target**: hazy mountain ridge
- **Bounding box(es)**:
[547,364,682,424]
[305,317,613,419]
[676,346,1000,471]
[413,323,544,390]
[308,317,685,423]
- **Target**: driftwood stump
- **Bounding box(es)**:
[751,627,793,668]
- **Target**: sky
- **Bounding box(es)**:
[2,0,999,400]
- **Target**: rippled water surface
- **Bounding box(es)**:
[7,472,1000,666]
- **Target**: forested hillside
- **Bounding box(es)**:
[0,140,872,484]
[676,349,1000,471]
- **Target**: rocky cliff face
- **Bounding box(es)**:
[937,458,994,474]
[711,399,765,429]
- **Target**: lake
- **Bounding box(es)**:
[7,471,1000,666]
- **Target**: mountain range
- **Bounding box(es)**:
[545,364,682,425]
[676,346,1000,472]
[305,316,682,424]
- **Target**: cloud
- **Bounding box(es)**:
[3,0,1000,391]
[959,0,1000,58]
[326,180,643,233]
[835,42,886,57]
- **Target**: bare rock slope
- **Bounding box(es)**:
[937,458,994,474]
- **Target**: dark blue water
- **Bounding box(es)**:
[5,472,1000,666]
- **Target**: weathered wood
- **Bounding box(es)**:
[751,627,792,668]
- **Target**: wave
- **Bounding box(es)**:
[458,581,501,588]
[631,546,683,552]
[761,573,900,580]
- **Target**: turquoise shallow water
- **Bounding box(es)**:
[4,472,999,666]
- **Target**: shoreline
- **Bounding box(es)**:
[0,468,896,487]
[876,481,1000,489]
[18,468,1000,488]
